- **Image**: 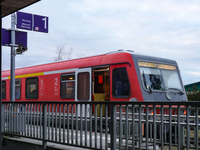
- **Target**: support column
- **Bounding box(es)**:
[10,13,15,102]
[0,4,3,150]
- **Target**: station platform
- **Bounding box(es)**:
[3,136,90,150]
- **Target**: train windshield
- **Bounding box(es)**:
[138,61,183,93]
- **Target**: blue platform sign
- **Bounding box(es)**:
[16,11,49,33]
[15,31,28,47]
[2,28,10,46]
[2,28,27,47]
[33,14,48,33]
[17,12,32,30]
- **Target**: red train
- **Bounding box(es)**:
[1,50,187,104]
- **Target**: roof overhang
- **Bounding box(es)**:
[1,0,40,17]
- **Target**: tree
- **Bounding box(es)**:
[186,85,200,101]
[76,52,86,58]
[196,89,200,100]
[192,85,198,101]
[53,44,74,61]
[187,88,192,101]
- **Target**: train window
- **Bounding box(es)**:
[139,61,183,92]
[112,67,130,97]
[77,72,90,100]
[26,77,38,99]
[15,79,21,99]
[61,73,75,99]
[2,81,6,100]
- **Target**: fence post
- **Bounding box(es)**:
[0,103,3,150]
[110,104,116,150]
[178,106,183,150]
[43,103,47,150]
[1,104,5,133]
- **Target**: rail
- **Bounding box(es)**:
[1,101,200,150]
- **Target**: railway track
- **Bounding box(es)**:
[187,137,200,145]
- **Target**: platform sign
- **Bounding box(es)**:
[33,14,48,33]
[15,31,28,47]
[17,12,32,30]
[1,28,27,47]
[16,11,48,33]
[2,28,10,46]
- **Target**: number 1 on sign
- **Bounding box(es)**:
[42,17,47,29]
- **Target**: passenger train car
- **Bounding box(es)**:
[2,50,187,104]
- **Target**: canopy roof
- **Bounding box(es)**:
[1,0,40,17]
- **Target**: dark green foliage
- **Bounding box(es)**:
[186,85,200,101]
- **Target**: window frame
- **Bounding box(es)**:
[15,79,21,100]
[60,73,75,99]
[138,61,183,93]
[25,77,38,99]
[2,80,6,100]
[112,67,130,98]
[77,72,90,101]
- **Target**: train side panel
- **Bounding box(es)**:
[110,63,143,102]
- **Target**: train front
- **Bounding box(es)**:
[132,54,187,102]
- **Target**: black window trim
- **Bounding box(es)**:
[25,77,38,100]
[112,67,130,98]
[2,80,6,100]
[15,79,21,100]
[60,73,75,99]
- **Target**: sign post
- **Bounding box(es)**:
[2,11,48,102]
[10,13,16,102]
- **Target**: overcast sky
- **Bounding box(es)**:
[2,0,200,85]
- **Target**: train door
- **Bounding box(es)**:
[75,68,92,117]
[93,66,110,116]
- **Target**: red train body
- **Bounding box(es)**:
[1,50,187,103]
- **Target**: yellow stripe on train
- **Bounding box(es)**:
[7,72,44,79]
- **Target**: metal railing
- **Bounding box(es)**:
[1,101,200,150]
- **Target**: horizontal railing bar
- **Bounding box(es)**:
[2,101,200,105]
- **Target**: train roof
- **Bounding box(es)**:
[107,49,176,63]
[2,50,177,77]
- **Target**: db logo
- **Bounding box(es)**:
[35,27,39,31]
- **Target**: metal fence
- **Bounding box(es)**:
[1,101,200,150]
